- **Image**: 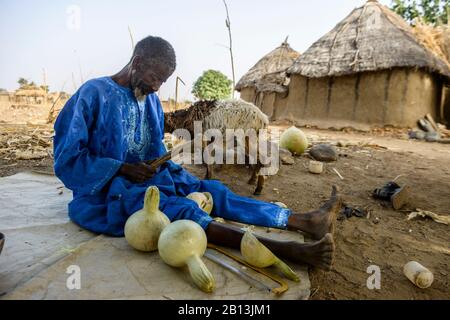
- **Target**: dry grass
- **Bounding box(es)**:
[413,20,450,70]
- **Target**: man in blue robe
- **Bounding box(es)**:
[54,36,339,270]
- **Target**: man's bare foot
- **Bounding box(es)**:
[284,233,335,271]
[206,222,335,271]
[287,186,341,240]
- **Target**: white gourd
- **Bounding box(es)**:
[241,229,300,282]
[124,186,170,252]
[187,192,214,214]
[158,220,215,293]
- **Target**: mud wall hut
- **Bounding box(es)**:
[236,40,300,120]
[275,0,450,129]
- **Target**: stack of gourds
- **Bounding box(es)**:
[124,186,299,293]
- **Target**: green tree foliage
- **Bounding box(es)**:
[391,0,449,25]
[17,78,29,87]
[192,70,232,100]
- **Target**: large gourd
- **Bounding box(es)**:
[158,220,215,293]
[124,186,170,252]
[241,229,300,282]
[279,126,308,155]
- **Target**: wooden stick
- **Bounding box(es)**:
[223,0,236,98]
[332,168,344,180]
[425,113,439,132]
[145,140,195,169]
[128,25,135,51]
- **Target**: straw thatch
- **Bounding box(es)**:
[413,21,450,69]
[287,0,450,79]
[15,88,47,97]
[236,40,300,92]
[255,70,290,93]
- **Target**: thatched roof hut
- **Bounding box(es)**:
[14,89,47,97]
[236,40,300,119]
[288,1,450,79]
[275,0,450,129]
[14,87,48,105]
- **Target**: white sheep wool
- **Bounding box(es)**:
[124,186,170,252]
[279,126,309,155]
[158,220,215,293]
[204,99,269,133]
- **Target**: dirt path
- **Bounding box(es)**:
[1,128,449,299]
[186,128,450,300]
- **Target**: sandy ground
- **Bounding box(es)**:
[1,126,449,300]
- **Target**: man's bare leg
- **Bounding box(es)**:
[205,187,341,271]
[287,186,341,240]
[206,222,334,270]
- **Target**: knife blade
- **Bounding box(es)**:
[204,250,272,293]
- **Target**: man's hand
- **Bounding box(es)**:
[117,162,157,183]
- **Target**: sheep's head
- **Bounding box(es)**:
[164,109,189,134]
[163,100,217,136]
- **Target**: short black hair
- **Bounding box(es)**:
[133,36,176,71]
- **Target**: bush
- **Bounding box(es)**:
[192,70,232,100]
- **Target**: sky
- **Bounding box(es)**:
[0,0,391,100]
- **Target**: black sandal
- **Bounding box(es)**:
[372,181,409,210]
[372,181,401,200]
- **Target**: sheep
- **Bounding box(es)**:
[164,99,275,195]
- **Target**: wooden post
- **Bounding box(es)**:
[128,25,135,51]
[175,76,186,111]
[42,68,48,103]
[223,0,236,98]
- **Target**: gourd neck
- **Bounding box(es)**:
[186,254,215,293]
[144,186,160,213]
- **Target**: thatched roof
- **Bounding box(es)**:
[255,71,290,93]
[236,40,300,92]
[413,21,450,69]
[287,0,450,78]
[15,88,47,97]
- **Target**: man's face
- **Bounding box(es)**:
[131,60,174,101]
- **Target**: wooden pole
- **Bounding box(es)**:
[128,25,135,51]
[223,0,236,98]
[71,72,78,91]
[175,80,178,111]
[175,76,186,111]
[42,68,47,87]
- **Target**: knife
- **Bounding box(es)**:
[204,250,272,293]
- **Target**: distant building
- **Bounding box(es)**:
[277,0,450,129]
[236,39,300,120]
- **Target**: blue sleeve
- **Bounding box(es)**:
[53,83,123,195]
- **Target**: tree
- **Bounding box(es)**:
[391,0,449,25]
[18,78,29,87]
[191,70,232,100]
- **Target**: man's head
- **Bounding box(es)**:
[129,36,176,101]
